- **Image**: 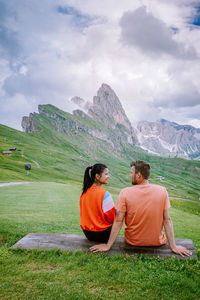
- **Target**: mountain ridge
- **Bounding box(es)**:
[137,119,200,159]
[22,83,200,160]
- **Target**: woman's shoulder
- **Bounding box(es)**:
[80,186,106,202]
[94,185,107,194]
[83,185,107,194]
[90,185,108,198]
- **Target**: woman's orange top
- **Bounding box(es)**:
[80,185,116,232]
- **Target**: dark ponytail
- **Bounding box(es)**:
[82,163,107,194]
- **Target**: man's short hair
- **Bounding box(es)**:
[130,160,150,179]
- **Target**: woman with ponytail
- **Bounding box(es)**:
[80,163,116,242]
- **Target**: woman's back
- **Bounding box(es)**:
[80,163,116,242]
[80,185,114,231]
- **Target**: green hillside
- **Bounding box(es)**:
[0,106,200,201]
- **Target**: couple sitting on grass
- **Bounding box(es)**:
[80,160,192,257]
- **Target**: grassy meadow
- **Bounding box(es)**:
[1,122,200,201]
[0,115,200,299]
[0,182,200,300]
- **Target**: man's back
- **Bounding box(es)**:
[115,184,170,246]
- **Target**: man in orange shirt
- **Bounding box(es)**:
[90,160,192,257]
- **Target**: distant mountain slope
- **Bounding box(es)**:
[22,84,138,151]
[69,83,200,160]
[137,119,200,159]
[1,119,135,186]
[1,82,200,200]
[22,83,200,160]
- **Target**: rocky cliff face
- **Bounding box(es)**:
[22,100,132,150]
[38,104,91,136]
[21,113,37,133]
[71,96,91,112]
[71,83,136,142]
[89,83,138,144]
[22,84,138,149]
[137,119,200,159]
[89,83,132,130]
[21,84,200,160]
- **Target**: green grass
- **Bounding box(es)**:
[170,198,200,216]
[0,182,200,300]
[0,249,199,300]
[1,121,200,203]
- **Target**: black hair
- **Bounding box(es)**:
[82,163,107,194]
[130,160,150,179]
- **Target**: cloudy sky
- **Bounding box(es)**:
[0,0,200,130]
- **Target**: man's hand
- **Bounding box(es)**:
[163,210,192,257]
[171,245,192,257]
[90,244,111,253]
[90,211,125,254]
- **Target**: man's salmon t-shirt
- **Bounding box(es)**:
[115,184,170,246]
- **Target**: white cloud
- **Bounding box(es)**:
[0,0,199,131]
[188,119,200,128]
[0,93,37,130]
[120,6,179,56]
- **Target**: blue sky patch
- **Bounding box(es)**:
[189,5,200,26]
[171,27,179,34]
[57,5,95,29]
[193,6,200,26]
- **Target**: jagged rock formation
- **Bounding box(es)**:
[22,84,138,150]
[71,96,91,112]
[71,96,92,113]
[21,84,200,160]
[89,84,132,130]
[89,83,138,144]
[137,119,200,159]
[71,84,138,144]
[71,96,85,107]
[38,105,91,136]
[73,109,89,119]
[21,113,37,133]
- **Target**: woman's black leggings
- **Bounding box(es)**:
[83,226,112,243]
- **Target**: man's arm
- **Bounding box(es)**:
[163,209,192,257]
[90,211,125,253]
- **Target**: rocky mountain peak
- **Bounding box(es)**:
[71,96,92,112]
[137,119,200,159]
[94,83,125,114]
[21,83,200,160]
[71,96,85,106]
[89,83,132,131]
[21,113,37,133]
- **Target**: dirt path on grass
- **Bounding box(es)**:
[169,197,199,203]
[0,183,198,203]
[169,197,188,200]
[0,182,30,187]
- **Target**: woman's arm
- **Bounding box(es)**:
[104,207,117,223]
[102,191,116,224]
